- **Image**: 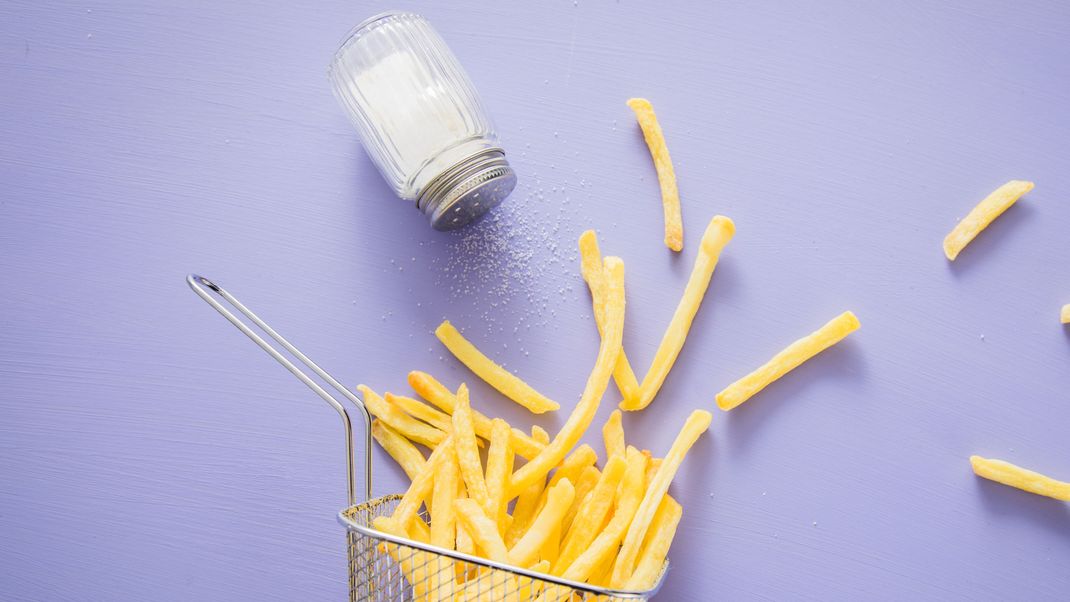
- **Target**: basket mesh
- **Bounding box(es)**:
[341,495,657,601]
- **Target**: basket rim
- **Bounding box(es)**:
[338,495,668,599]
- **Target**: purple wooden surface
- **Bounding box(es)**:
[2,1,1070,600]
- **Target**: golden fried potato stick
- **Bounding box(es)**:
[716,311,861,411]
[384,435,453,533]
[386,392,453,433]
[579,230,641,403]
[359,385,445,448]
[371,419,426,481]
[626,98,683,252]
[646,457,663,488]
[562,465,601,534]
[602,409,625,460]
[506,428,551,548]
[485,418,515,531]
[452,384,490,511]
[430,442,459,551]
[625,216,735,411]
[508,478,576,568]
[1062,304,1070,324]
[970,456,1070,501]
[624,495,682,590]
[510,257,626,496]
[610,410,711,587]
[454,499,510,562]
[554,454,627,576]
[555,447,647,584]
[943,180,1035,261]
[435,321,559,414]
[532,444,596,518]
[408,371,546,459]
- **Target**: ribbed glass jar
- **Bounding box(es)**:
[329,11,516,230]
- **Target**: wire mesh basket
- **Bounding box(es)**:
[189,274,667,601]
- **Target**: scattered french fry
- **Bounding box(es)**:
[510,257,626,496]
[435,321,559,414]
[485,418,515,531]
[508,478,575,568]
[535,444,597,517]
[359,385,446,448]
[716,311,861,411]
[371,419,426,481]
[611,410,711,587]
[970,456,1070,501]
[1062,304,1070,324]
[386,392,454,434]
[579,230,641,403]
[554,454,627,576]
[452,384,490,511]
[408,370,546,459]
[646,457,663,488]
[602,409,625,460]
[625,215,735,411]
[627,97,683,252]
[943,180,1035,261]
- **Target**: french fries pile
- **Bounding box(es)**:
[352,99,875,598]
[361,257,710,598]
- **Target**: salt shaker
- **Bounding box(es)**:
[329,11,517,230]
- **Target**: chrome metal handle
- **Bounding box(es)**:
[186,274,372,506]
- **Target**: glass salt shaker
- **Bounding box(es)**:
[328,11,517,230]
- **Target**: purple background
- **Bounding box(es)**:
[3,1,1070,600]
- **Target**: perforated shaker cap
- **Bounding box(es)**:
[416,148,517,231]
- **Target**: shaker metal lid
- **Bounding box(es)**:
[418,148,517,231]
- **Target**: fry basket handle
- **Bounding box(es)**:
[186,274,372,506]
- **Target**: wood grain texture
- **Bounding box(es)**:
[2,0,1070,600]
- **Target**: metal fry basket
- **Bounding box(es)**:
[189,274,667,601]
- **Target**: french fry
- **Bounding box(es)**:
[1062,304,1070,324]
[646,458,663,488]
[531,425,548,442]
[602,409,625,460]
[715,311,861,411]
[626,98,683,252]
[533,444,597,521]
[359,385,445,448]
[435,321,560,414]
[407,516,431,543]
[562,465,601,534]
[579,230,641,404]
[371,517,435,599]
[408,371,545,459]
[556,447,648,583]
[371,419,426,481]
[454,499,510,562]
[554,454,627,575]
[452,384,490,511]
[386,392,454,433]
[506,428,551,548]
[385,435,454,533]
[430,443,459,550]
[970,456,1070,501]
[610,410,711,587]
[943,180,1035,261]
[624,495,681,590]
[511,257,626,495]
[625,216,735,411]
[485,418,515,531]
[508,478,576,568]
[539,522,561,567]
